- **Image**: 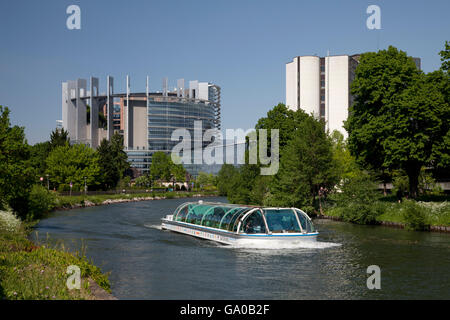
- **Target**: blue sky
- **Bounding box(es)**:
[0,0,449,144]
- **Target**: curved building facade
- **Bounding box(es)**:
[62,76,221,176]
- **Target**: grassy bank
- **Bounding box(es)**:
[53,190,219,210]
[0,209,111,300]
[323,196,450,230]
[0,189,218,299]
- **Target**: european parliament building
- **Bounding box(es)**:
[61,76,221,176]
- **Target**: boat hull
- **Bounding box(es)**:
[161,218,318,246]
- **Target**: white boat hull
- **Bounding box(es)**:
[161,218,318,246]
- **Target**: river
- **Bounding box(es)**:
[32,197,450,299]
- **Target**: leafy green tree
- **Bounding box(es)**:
[0,106,34,218]
[45,144,101,191]
[346,46,449,198]
[227,164,260,205]
[439,40,450,73]
[267,116,338,209]
[171,162,186,182]
[97,139,121,190]
[150,152,173,181]
[255,103,309,151]
[330,130,360,182]
[216,164,238,196]
[110,133,129,177]
[335,172,383,225]
[195,172,215,189]
[29,141,52,178]
[134,174,153,188]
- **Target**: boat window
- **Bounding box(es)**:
[202,206,227,228]
[228,208,250,232]
[295,209,314,233]
[240,210,266,234]
[173,203,189,221]
[219,207,244,230]
[175,205,189,222]
[185,204,210,225]
[264,209,301,233]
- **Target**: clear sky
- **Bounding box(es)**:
[0,0,448,144]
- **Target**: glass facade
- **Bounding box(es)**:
[172,202,316,234]
[147,97,216,152]
[126,93,220,175]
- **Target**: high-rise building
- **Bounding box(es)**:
[286,54,421,138]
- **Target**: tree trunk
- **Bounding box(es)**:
[383,181,387,196]
[406,166,420,199]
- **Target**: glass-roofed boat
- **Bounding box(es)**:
[161,201,318,245]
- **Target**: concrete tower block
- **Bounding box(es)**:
[125,75,133,149]
[177,79,185,98]
[189,80,199,99]
[107,76,114,140]
[75,79,87,143]
[90,77,99,149]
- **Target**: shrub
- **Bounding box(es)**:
[27,185,56,220]
[401,200,430,231]
[336,173,383,225]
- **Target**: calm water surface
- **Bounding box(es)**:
[32,197,450,299]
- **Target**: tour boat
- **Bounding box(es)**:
[161,201,318,245]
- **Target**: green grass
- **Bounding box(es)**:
[54,190,219,210]
[323,196,450,228]
[0,210,110,300]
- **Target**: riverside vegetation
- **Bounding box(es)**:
[216,43,450,232]
[0,209,110,300]
[0,101,216,299]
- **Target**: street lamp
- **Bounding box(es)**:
[84,176,87,196]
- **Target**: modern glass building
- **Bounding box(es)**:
[125,90,221,175]
[62,75,221,177]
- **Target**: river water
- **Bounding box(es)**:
[32,197,450,299]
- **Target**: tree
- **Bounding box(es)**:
[330,130,360,182]
[227,164,261,205]
[45,144,101,191]
[346,46,449,198]
[50,128,70,149]
[29,141,52,178]
[267,116,338,209]
[382,71,448,197]
[150,152,172,182]
[195,172,215,189]
[97,139,120,190]
[110,133,129,177]
[0,106,34,218]
[440,40,450,73]
[171,161,186,182]
[216,164,238,196]
[255,103,309,151]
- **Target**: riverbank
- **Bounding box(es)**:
[321,198,450,232]
[0,190,219,300]
[0,209,114,300]
[53,190,219,211]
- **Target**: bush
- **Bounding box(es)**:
[336,173,383,225]
[401,200,430,231]
[27,185,56,220]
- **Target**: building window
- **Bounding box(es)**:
[321,95,325,102]
[320,104,325,117]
